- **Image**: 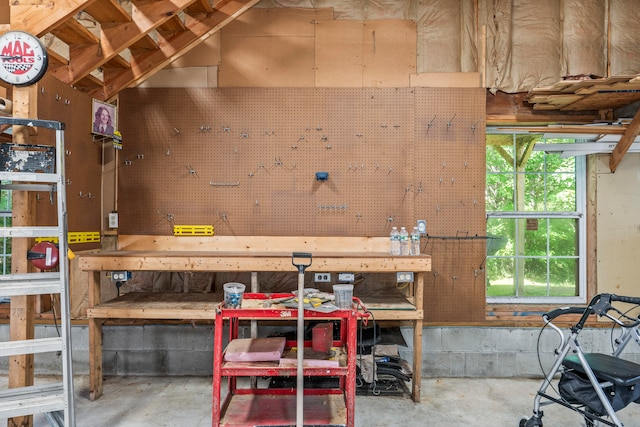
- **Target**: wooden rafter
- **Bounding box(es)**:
[157,15,188,39]
[186,0,216,14]
[89,0,261,100]
[9,0,97,35]
[609,108,640,172]
[83,0,131,23]
[49,17,98,46]
[7,0,257,101]
[50,0,196,85]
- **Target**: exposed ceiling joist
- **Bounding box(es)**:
[89,0,261,100]
[5,0,259,101]
[83,0,131,23]
[9,0,97,35]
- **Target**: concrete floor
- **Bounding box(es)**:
[3,375,640,427]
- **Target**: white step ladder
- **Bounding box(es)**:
[0,117,75,427]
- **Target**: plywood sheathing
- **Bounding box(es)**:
[219,8,416,88]
[315,21,364,87]
[219,8,332,87]
[596,153,640,297]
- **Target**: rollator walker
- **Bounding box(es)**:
[520,293,640,427]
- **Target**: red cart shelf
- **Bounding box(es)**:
[212,293,367,427]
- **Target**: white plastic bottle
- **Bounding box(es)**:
[399,226,410,256]
[390,226,401,256]
[410,226,421,255]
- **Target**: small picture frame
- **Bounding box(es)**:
[91,99,117,138]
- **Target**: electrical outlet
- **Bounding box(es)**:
[338,272,355,282]
[417,219,427,235]
[314,273,331,282]
[396,272,414,282]
[108,212,119,228]
[110,271,131,282]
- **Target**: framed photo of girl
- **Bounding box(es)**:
[92,99,117,138]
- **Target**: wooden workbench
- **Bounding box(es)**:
[78,236,431,402]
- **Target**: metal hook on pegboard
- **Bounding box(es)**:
[185,165,198,177]
[427,115,436,131]
[446,113,456,130]
[213,212,230,229]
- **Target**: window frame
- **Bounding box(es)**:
[486,132,587,304]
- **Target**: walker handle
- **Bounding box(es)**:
[609,294,640,305]
[544,306,590,321]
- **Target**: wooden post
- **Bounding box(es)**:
[88,271,104,401]
[412,271,424,402]
[8,85,38,427]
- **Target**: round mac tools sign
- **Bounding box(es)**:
[0,31,49,86]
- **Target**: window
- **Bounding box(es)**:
[485,132,586,304]
[0,182,11,276]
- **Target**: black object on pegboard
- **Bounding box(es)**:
[0,143,55,173]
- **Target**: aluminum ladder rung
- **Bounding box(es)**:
[0,383,65,419]
[0,337,63,357]
[0,226,61,239]
[0,171,58,183]
[0,272,61,296]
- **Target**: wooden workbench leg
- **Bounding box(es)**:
[412,272,425,402]
[412,320,423,402]
[88,270,103,400]
[89,317,103,401]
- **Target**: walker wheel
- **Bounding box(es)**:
[519,416,543,427]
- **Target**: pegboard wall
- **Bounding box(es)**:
[118,87,484,237]
[34,75,103,251]
[118,87,486,321]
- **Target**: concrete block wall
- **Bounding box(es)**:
[1,324,639,378]
[399,326,640,378]
[101,324,216,376]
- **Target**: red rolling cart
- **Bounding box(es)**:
[212,293,368,427]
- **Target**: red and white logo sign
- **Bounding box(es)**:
[0,40,36,75]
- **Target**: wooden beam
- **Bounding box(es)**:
[186,0,216,14]
[83,0,131,23]
[498,125,627,135]
[609,107,640,172]
[50,0,196,84]
[157,15,188,39]
[49,15,100,46]
[91,0,261,100]
[9,0,97,35]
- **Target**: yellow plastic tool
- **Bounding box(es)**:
[35,231,100,244]
[173,225,214,236]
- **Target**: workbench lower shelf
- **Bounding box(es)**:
[220,394,347,427]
